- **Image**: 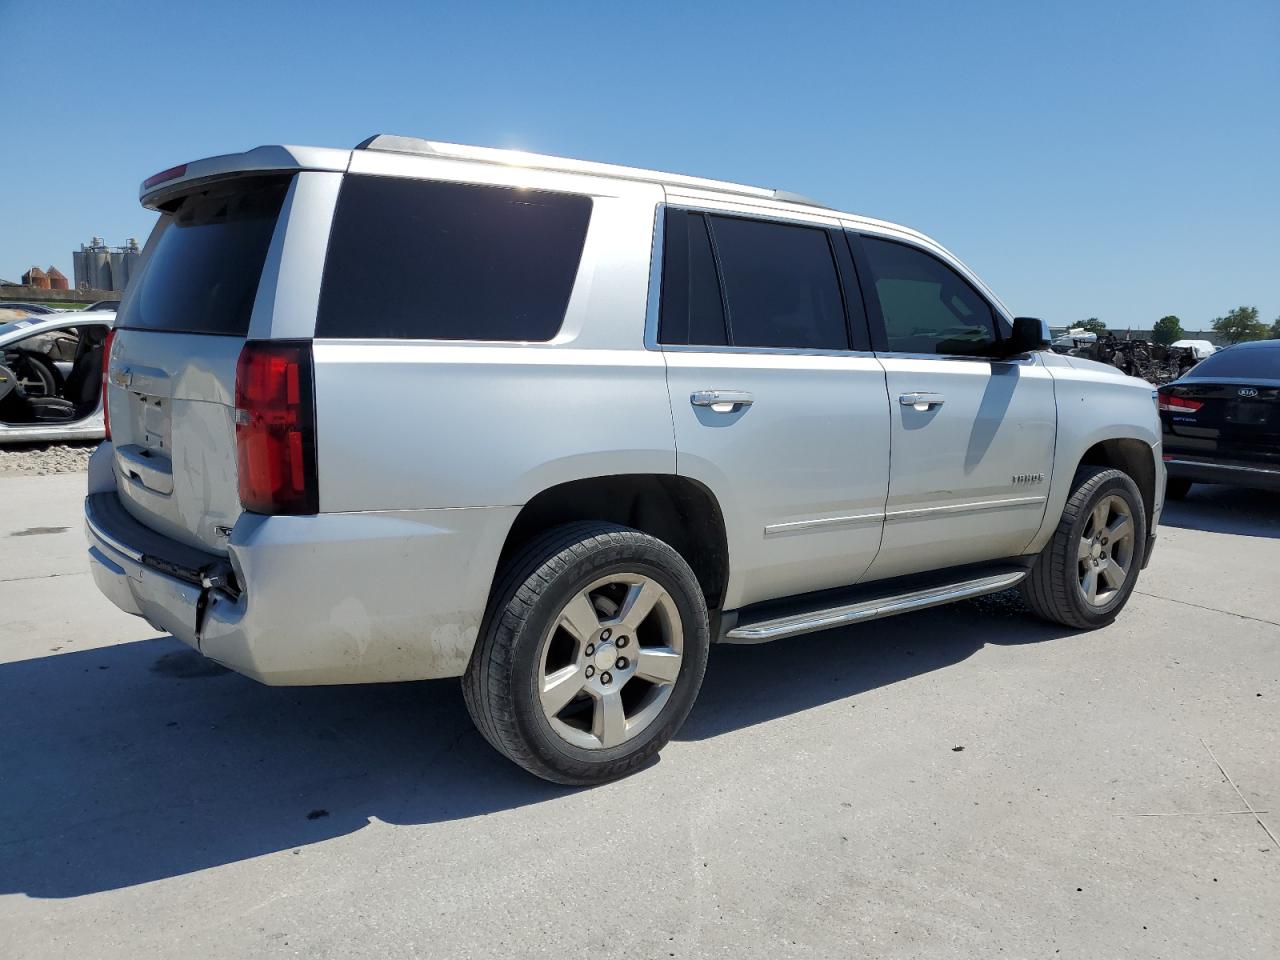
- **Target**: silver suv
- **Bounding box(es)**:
[87,135,1164,783]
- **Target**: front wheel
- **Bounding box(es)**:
[463,522,710,785]
[1020,467,1148,629]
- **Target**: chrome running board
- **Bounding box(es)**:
[722,570,1027,644]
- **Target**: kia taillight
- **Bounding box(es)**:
[1157,392,1203,413]
[234,342,318,515]
[101,328,117,440]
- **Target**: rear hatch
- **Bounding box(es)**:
[107,175,293,554]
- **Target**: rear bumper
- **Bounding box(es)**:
[86,469,518,685]
[1164,456,1280,491]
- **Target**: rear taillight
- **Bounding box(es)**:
[102,328,117,440]
[1158,392,1203,413]
[234,342,318,515]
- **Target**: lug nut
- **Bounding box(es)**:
[600,628,612,641]
[616,636,629,648]
[616,656,629,670]
[585,665,595,678]
[585,644,595,656]
[601,672,612,685]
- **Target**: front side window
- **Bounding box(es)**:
[317,176,592,341]
[859,235,997,355]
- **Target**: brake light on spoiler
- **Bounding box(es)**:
[234,342,319,515]
[142,164,188,190]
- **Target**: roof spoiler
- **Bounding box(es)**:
[138,145,349,209]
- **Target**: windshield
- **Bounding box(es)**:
[116,175,292,336]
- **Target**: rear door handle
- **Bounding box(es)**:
[691,389,754,412]
[899,392,945,410]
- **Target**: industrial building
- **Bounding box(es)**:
[72,237,140,293]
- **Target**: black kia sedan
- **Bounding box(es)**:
[1157,339,1280,497]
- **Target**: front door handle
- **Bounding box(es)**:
[899,392,945,411]
[691,389,754,412]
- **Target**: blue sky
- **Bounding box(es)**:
[2,0,1276,329]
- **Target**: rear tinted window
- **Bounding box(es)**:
[316,176,592,341]
[659,210,728,347]
[1186,344,1280,379]
[117,176,290,336]
[710,216,848,350]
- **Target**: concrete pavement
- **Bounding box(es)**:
[1,473,1276,958]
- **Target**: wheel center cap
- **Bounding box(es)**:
[1090,541,1103,560]
[593,641,618,672]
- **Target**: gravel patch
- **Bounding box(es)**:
[0,441,96,476]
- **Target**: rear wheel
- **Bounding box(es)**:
[463,522,710,785]
[1020,467,1147,629]
[1164,476,1192,500]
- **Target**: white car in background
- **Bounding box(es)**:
[0,311,113,443]
[1169,338,1217,360]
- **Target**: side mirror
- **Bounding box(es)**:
[999,317,1051,356]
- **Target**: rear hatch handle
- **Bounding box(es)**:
[116,444,175,496]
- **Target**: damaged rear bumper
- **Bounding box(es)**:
[85,458,518,686]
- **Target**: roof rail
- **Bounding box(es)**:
[355,134,830,209]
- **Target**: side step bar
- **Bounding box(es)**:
[722,570,1027,644]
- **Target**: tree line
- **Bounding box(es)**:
[1071,308,1279,345]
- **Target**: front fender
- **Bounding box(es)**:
[1027,362,1162,555]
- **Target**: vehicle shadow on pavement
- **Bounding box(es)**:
[0,593,1069,899]
[0,636,568,900]
[1158,485,1280,540]
[682,591,1069,741]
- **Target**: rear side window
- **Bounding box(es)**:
[711,216,848,350]
[859,235,997,355]
[659,210,727,346]
[317,176,592,341]
[118,176,291,336]
[1185,345,1280,379]
[659,211,851,351]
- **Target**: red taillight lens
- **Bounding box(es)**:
[234,342,318,515]
[102,328,117,440]
[1157,393,1203,413]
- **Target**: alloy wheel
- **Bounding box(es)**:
[1077,494,1135,607]
[537,573,684,750]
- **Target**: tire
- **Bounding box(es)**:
[463,521,710,785]
[1164,476,1192,500]
[1020,467,1148,629]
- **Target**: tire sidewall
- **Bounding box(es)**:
[505,538,710,773]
